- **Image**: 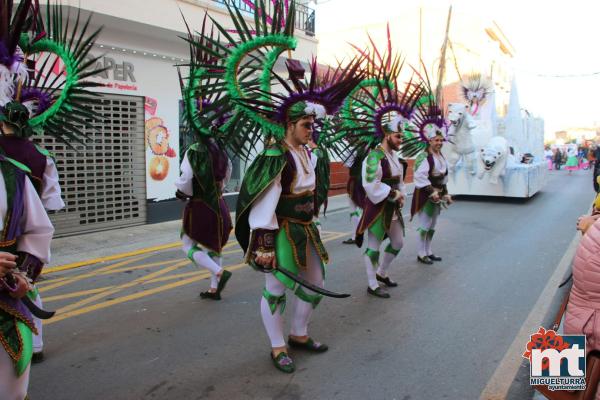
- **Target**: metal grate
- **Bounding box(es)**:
[34,93,147,237]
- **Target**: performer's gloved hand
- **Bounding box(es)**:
[442,194,453,205]
[0,252,16,278]
[251,229,276,270]
[8,273,31,299]
[255,252,276,271]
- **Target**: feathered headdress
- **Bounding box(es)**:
[179,12,234,149]
[0,1,104,146]
[185,0,363,161]
[183,0,298,161]
[237,55,364,142]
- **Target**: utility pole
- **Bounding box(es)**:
[435,6,452,102]
[419,6,423,75]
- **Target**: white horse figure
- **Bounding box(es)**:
[444,102,478,175]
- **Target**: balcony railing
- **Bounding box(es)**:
[211,0,316,36]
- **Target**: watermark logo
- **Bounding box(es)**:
[523,327,586,391]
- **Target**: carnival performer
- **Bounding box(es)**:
[235,65,361,372]
[187,0,361,373]
[339,33,424,297]
[356,120,408,298]
[0,0,105,367]
[176,142,232,300]
[342,68,422,297]
[403,94,453,265]
[0,123,64,364]
[0,123,63,364]
[0,122,54,399]
[175,16,233,300]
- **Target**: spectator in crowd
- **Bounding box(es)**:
[553,148,563,170]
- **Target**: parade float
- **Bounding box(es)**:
[442,75,546,197]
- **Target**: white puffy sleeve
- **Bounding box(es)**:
[174,151,193,197]
[18,178,54,264]
[414,158,432,189]
[248,174,282,230]
[40,157,65,211]
[362,155,391,204]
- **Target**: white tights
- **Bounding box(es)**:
[182,234,222,289]
[364,219,404,289]
[0,346,29,400]
[417,208,440,257]
[260,244,324,348]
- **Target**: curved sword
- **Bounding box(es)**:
[274,267,350,298]
[253,261,351,298]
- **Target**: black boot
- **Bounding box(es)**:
[288,336,329,353]
[367,286,390,298]
[376,274,398,287]
[200,291,221,300]
[428,254,442,262]
[417,255,433,265]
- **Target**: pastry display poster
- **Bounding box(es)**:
[145,96,178,201]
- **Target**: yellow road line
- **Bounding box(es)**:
[104,246,245,275]
[43,287,112,302]
[43,230,344,275]
[56,260,189,315]
[43,243,181,274]
[144,270,203,284]
[44,230,350,324]
[99,259,188,275]
[36,276,72,287]
[44,262,248,325]
[39,254,152,293]
[43,239,239,275]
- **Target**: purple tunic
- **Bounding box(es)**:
[356,157,401,239]
[0,136,46,194]
[182,142,232,254]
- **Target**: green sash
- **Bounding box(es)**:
[274,220,328,290]
[275,192,314,223]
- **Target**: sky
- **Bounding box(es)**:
[313,0,600,135]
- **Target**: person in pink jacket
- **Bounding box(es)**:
[565,215,600,350]
[563,214,600,398]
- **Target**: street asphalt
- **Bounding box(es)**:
[30,169,592,400]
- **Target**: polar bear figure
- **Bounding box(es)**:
[477,136,509,184]
[443,103,478,174]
